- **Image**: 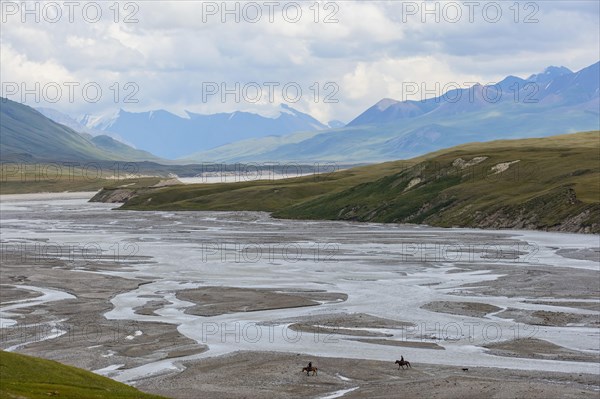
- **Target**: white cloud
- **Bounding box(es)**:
[0,1,598,122]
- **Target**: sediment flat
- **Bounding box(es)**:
[1,194,598,398]
[134,351,600,399]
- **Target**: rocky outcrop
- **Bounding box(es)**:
[90,188,140,203]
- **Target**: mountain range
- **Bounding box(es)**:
[77,104,333,159]
[186,61,599,163]
[4,61,599,164]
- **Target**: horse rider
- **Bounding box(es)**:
[308,361,312,370]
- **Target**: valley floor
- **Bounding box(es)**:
[135,351,600,399]
[0,193,598,398]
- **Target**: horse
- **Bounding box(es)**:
[302,366,318,376]
[395,359,411,369]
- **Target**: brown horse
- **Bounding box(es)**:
[302,366,318,376]
[395,359,411,369]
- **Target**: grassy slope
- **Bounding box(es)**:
[116,132,600,232]
[0,98,162,162]
[0,351,165,399]
[90,135,163,162]
[0,164,162,194]
[118,161,405,211]
[1,99,107,161]
[279,131,600,232]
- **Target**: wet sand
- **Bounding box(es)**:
[284,313,411,338]
[177,287,346,317]
[421,301,502,318]
[135,351,600,399]
[495,308,599,327]
[453,264,600,299]
[348,338,444,350]
[485,338,599,363]
[524,300,600,312]
[0,285,43,302]
[1,194,599,398]
[0,252,206,372]
[2,245,598,397]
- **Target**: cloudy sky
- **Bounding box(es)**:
[1,0,598,122]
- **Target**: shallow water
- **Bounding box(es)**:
[1,193,599,382]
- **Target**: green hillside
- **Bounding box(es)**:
[90,135,159,161]
[0,351,166,399]
[106,160,403,211]
[0,167,162,195]
[0,98,161,162]
[102,132,599,233]
[278,132,600,232]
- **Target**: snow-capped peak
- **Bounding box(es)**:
[79,109,122,130]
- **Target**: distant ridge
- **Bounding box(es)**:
[346,62,597,126]
[79,103,328,159]
[191,61,599,163]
